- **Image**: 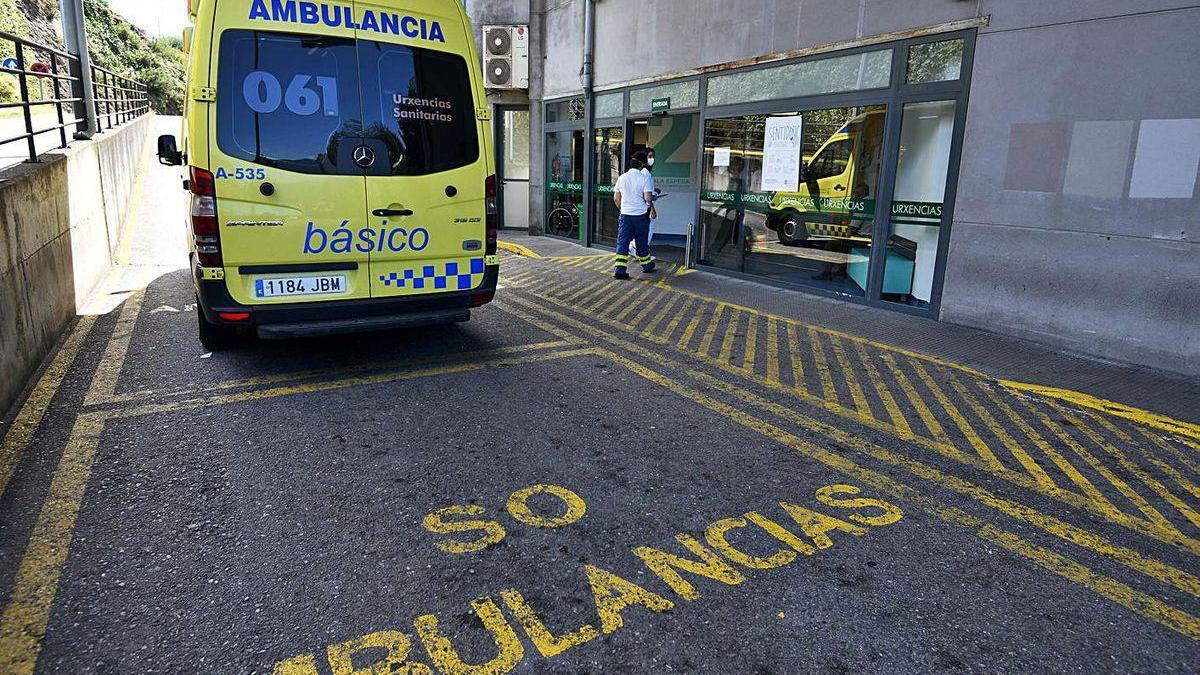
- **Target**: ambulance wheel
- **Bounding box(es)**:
[777,215,804,245]
[197,305,239,351]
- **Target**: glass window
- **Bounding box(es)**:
[546,97,586,123]
[592,126,624,247]
[595,92,624,119]
[628,80,700,114]
[545,129,585,239]
[707,50,891,107]
[358,39,480,175]
[216,30,363,175]
[906,39,964,84]
[883,100,956,307]
[502,109,530,180]
[699,105,888,297]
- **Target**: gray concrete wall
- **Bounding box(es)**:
[944,5,1200,376]
[0,114,152,415]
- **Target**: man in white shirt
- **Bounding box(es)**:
[612,151,658,279]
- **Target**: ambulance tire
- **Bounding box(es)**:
[197,302,239,351]
[776,214,805,246]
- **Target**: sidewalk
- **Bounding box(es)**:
[499,231,1199,426]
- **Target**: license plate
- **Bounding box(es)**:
[254,275,347,299]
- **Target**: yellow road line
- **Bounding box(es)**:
[741,313,758,372]
[503,292,1200,562]
[496,241,543,259]
[0,316,97,498]
[0,413,105,675]
[765,318,780,383]
[1054,402,1200,531]
[628,286,669,328]
[697,303,726,356]
[910,360,992,465]
[111,349,599,420]
[786,324,806,390]
[979,382,1125,520]
[83,292,143,406]
[855,344,914,440]
[807,328,838,403]
[641,293,682,337]
[717,309,741,364]
[674,298,704,348]
[102,341,575,406]
[947,371,1056,489]
[1001,382,1200,444]
[597,347,1200,641]
[1019,396,1179,537]
[829,335,870,415]
[541,256,1200,444]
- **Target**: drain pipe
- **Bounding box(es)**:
[580,0,597,246]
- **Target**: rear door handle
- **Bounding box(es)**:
[372,208,414,217]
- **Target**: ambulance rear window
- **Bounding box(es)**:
[217,30,363,175]
[359,40,480,175]
[217,30,480,177]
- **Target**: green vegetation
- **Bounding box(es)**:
[84,0,185,114]
[0,0,185,114]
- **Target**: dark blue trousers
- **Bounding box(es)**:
[615,212,655,271]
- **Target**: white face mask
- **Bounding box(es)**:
[647,157,655,167]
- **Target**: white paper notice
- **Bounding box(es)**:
[761,116,805,192]
[713,147,732,167]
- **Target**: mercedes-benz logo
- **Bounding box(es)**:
[353,145,376,168]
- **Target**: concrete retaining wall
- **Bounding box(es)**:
[0,115,152,416]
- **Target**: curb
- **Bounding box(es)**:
[497,241,542,259]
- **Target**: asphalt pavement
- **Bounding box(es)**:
[0,119,1198,674]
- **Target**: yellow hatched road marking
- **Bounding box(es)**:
[674,298,705,348]
[765,318,780,383]
[786,323,806,390]
[879,353,954,453]
[504,292,1200,556]
[497,297,1200,640]
[0,316,97,498]
[946,371,1057,489]
[911,360,994,466]
[643,293,683,337]
[697,303,727,356]
[978,382,1126,520]
[741,313,759,372]
[854,343,914,440]
[807,328,838,402]
[1054,402,1200,531]
[628,286,669,327]
[532,254,1199,447]
[1018,396,1180,537]
[718,308,742,364]
[829,335,870,415]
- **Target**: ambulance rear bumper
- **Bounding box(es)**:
[194,263,498,338]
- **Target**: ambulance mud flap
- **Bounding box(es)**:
[256,309,470,339]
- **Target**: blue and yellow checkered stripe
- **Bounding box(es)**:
[379,257,486,292]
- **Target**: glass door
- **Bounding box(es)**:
[592,126,624,247]
[545,129,585,240]
[630,113,700,264]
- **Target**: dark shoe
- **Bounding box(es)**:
[614,271,631,280]
[641,264,658,274]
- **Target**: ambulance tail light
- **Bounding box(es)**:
[485,174,498,255]
[189,166,222,268]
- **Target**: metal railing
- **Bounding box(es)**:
[91,63,149,132]
[0,29,148,163]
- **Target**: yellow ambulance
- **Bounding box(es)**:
[157,0,498,349]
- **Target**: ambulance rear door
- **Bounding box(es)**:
[208,4,372,305]
[354,1,492,298]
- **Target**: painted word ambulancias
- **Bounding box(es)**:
[248,0,447,42]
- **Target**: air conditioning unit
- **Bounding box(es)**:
[483,25,529,90]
